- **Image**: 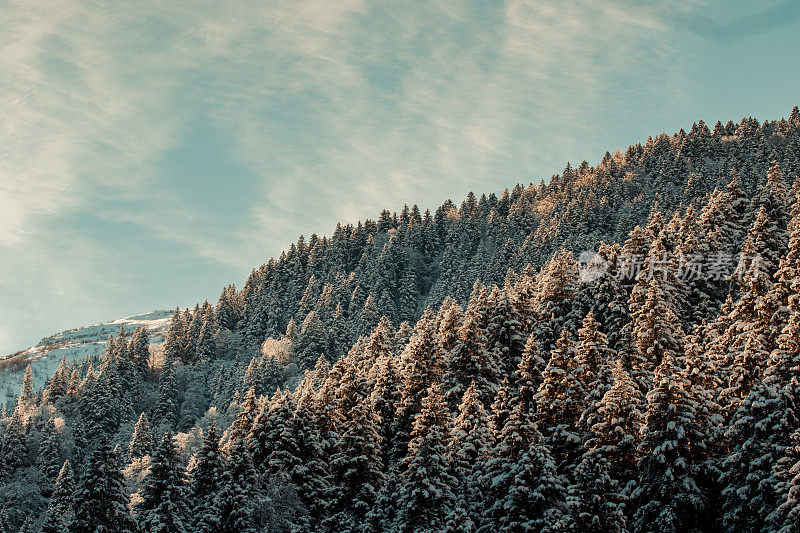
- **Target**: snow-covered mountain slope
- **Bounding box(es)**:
[0,310,173,407]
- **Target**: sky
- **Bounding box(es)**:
[1,0,800,354]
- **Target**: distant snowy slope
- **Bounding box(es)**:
[0,310,173,407]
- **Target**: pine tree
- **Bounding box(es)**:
[324,399,385,531]
[163,308,187,364]
[446,381,492,532]
[393,308,444,463]
[218,437,260,533]
[263,392,330,529]
[369,354,402,469]
[515,334,546,403]
[295,311,329,370]
[38,418,62,495]
[195,308,217,363]
[442,302,500,411]
[72,438,135,533]
[128,326,151,374]
[485,285,525,376]
[491,430,567,532]
[134,432,189,532]
[0,408,26,476]
[535,329,586,470]
[188,424,225,533]
[529,248,580,352]
[19,364,35,413]
[41,461,75,533]
[586,359,644,495]
[565,450,627,533]
[720,381,799,532]
[128,412,154,460]
[395,383,456,533]
[632,353,705,533]
[574,311,614,432]
[43,357,69,405]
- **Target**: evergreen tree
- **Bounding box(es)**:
[442,301,500,411]
[565,450,627,533]
[188,424,225,533]
[574,311,614,432]
[128,326,151,374]
[720,382,798,532]
[446,381,492,532]
[393,309,444,463]
[491,430,567,533]
[632,353,705,533]
[195,308,217,363]
[535,329,586,470]
[485,285,525,376]
[72,438,135,533]
[128,412,154,460]
[395,384,456,532]
[324,400,385,531]
[38,418,62,495]
[369,354,402,468]
[152,361,178,430]
[586,359,644,495]
[529,248,580,352]
[19,364,35,413]
[134,432,189,533]
[218,437,260,533]
[163,308,187,364]
[41,461,75,533]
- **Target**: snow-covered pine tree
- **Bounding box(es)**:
[323,399,384,532]
[218,436,260,533]
[134,432,189,532]
[446,381,492,532]
[152,358,178,430]
[535,329,586,471]
[574,311,614,432]
[163,308,187,364]
[369,353,402,468]
[530,248,580,353]
[188,423,225,533]
[393,308,444,463]
[195,307,218,363]
[19,365,35,414]
[632,351,705,533]
[489,429,567,533]
[586,358,644,495]
[565,450,627,533]
[128,412,154,460]
[72,438,135,533]
[41,461,75,533]
[442,298,500,411]
[395,383,456,533]
[128,326,151,374]
[37,418,62,495]
[485,284,525,377]
[720,381,799,532]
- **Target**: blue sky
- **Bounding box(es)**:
[1,0,799,353]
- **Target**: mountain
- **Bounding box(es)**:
[0,310,173,407]
[3,108,800,532]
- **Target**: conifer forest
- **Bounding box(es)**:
[5,109,800,532]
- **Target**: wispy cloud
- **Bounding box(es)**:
[1,0,709,351]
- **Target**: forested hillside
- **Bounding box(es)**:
[3,108,800,532]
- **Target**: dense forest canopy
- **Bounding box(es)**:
[2,108,800,532]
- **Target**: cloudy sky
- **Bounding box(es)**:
[2,0,799,353]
